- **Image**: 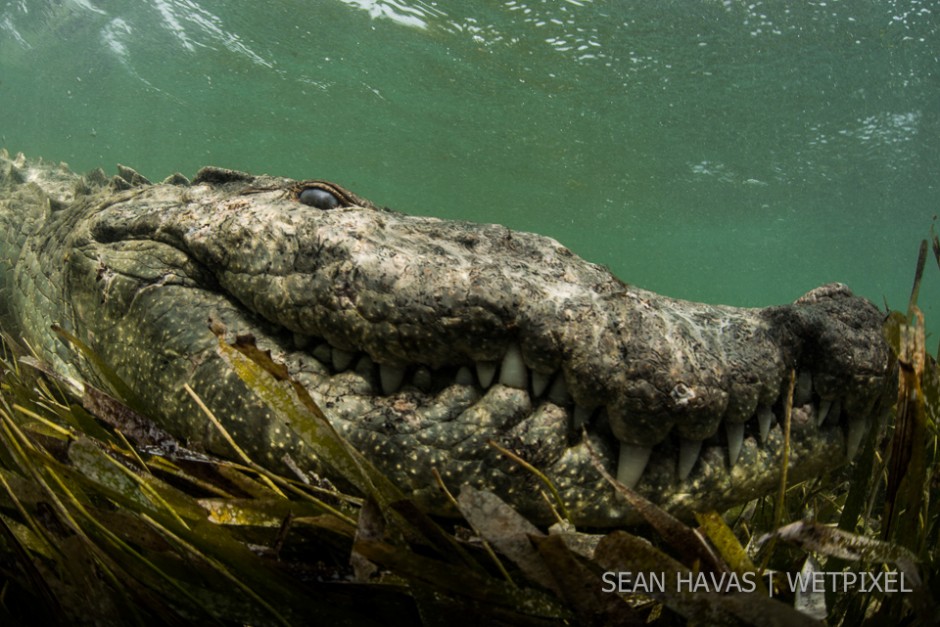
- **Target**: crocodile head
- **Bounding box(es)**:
[0,154,894,525]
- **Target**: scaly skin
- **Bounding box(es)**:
[0,150,893,525]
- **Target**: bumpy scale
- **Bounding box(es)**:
[0,151,893,525]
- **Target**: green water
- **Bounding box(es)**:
[2,0,938,335]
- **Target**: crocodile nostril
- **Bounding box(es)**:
[298,186,341,209]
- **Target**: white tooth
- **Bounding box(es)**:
[312,344,332,364]
[476,361,497,388]
[455,366,475,386]
[617,443,652,489]
[677,438,702,481]
[411,366,431,392]
[846,415,866,459]
[355,355,374,374]
[573,405,594,429]
[796,371,813,405]
[498,343,528,389]
[726,423,744,466]
[830,400,842,424]
[293,333,313,350]
[380,364,406,395]
[547,374,571,405]
[816,400,832,427]
[757,404,774,442]
[413,366,432,392]
[531,371,552,397]
[332,348,356,371]
[606,407,633,443]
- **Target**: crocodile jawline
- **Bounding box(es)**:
[0,151,894,525]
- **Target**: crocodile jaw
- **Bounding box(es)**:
[2,154,891,526]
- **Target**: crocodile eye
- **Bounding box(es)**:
[298,187,341,209]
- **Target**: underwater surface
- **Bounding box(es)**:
[1,0,937,335]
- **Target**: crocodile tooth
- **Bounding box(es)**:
[677,438,702,481]
[292,333,314,350]
[726,422,744,466]
[380,364,406,395]
[572,405,594,429]
[757,404,774,442]
[829,399,841,425]
[312,343,332,365]
[413,366,432,392]
[355,356,376,383]
[531,371,552,397]
[816,399,832,427]
[617,443,652,489]
[455,366,475,386]
[476,361,497,388]
[332,348,356,371]
[846,414,866,459]
[498,343,527,389]
[796,371,813,405]
[546,373,571,405]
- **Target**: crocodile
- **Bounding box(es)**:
[0,150,893,526]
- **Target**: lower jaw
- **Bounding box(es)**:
[289,363,856,526]
[624,419,847,522]
[541,418,849,526]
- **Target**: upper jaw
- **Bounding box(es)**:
[175,191,888,439]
